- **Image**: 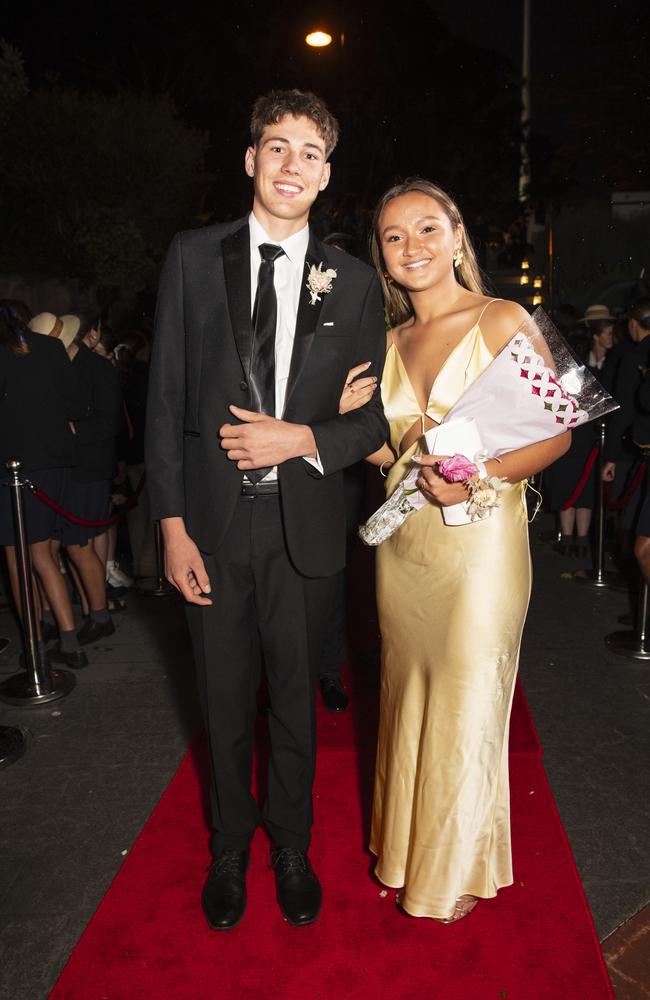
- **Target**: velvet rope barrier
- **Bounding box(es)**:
[560,445,599,511]
[26,473,146,528]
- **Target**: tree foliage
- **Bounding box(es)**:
[0,60,209,289]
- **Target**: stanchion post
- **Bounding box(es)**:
[0,459,75,706]
[605,578,650,660]
[577,419,608,589]
[138,521,173,597]
[7,460,49,694]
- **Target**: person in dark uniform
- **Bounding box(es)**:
[544,305,615,557]
[49,310,124,658]
[0,308,85,666]
[619,301,650,586]
[602,298,650,574]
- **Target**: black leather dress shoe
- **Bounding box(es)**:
[49,646,89,669]
[202,849,249,930]
[77,618,115,646]
[319,677,349,713]
[271,847,322,925]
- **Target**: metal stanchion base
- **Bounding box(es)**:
[605,629,650,661]
[137,576,173,597]
[0,725,27,768]
[0,668,76,706]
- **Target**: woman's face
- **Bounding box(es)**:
[594,324,614,351]
[379,192,459,293]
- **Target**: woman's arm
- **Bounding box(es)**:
[338,330,395,468]
[415,431,571,507]
[366,442,396,468]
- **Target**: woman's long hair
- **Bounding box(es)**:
[0,308,29,355]
[369,178,487,328]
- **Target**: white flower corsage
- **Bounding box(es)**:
[465,475,506,521]
[306,262,337,305]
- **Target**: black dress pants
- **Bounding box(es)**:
[186,493,336,855]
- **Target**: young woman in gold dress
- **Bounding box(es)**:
[351,179,570,923]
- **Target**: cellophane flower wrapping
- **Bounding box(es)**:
[359,308,619,545]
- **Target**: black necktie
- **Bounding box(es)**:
[249,242,285,481]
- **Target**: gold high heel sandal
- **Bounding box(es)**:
[435,894,478,924]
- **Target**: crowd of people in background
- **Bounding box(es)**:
[0,300,155,669]
[2,287,650,674]
[542,297,650,613]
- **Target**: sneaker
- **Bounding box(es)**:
[106,561,133,589]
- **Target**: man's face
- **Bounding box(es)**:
[245,115,331,231]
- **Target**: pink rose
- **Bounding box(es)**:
[437,454,477,483]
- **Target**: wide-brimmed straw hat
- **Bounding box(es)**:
[28,312,62,337]
[58,314,81,348]
[579,304,616,324]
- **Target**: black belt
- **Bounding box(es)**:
[240,480,280,497]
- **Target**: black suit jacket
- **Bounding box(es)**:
[0,331,81,471]
[146,218,388,577]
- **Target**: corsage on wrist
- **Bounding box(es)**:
[436,454,505,521]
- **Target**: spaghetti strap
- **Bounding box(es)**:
[476,297,502,327]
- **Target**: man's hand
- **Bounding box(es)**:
[602,461,616,482]
[413,454,472,507]
[220,406,317,469]
[161,517,212,606]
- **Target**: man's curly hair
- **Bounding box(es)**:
[250,89,340,159]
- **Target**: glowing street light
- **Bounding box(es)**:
[305,30,332,47]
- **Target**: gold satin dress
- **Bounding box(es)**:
[369,316,532,919]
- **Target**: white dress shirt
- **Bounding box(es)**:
[247,212,322,480]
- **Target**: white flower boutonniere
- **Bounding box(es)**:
[306,262,337,305]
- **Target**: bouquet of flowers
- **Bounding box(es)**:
[359,308,618,545]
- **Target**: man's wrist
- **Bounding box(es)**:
[160,516,187,540]
[296,423,317,460]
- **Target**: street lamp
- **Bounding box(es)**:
[305,30,332,47]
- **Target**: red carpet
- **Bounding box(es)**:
[50,676,613,1000]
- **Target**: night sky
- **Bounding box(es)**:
[2,0,649,307]
[4,0,648,203]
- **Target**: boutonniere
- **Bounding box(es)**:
[306,262,337,305]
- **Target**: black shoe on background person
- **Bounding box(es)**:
[319,676,349,712]
[271,847,322,925]
[202,849,249,930]
[49,646,89,670]
[77,618,115,646]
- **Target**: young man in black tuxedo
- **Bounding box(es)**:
[146,90,387,929]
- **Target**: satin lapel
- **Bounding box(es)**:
[284,234,329,409]
[222,223,252,378]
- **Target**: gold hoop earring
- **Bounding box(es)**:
[453,248,464,268]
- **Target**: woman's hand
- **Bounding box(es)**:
[413,455,472,507]
[339,362,377,414]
